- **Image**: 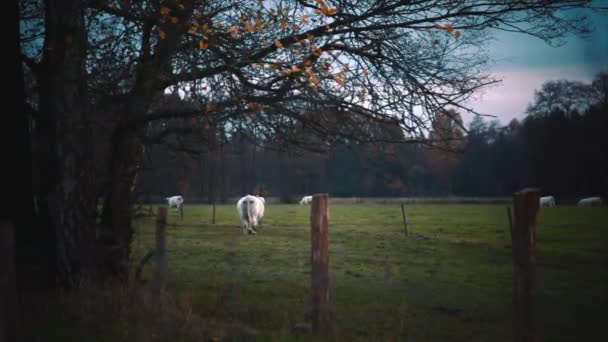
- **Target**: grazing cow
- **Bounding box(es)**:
[299,195,312,205]
[577,197,603,207]
[539,196,555,208]
[236,195,265,235]
[166,195,184,209]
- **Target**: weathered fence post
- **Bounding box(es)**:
[179,205,184,220]
[154,207,168,299]
[0,221,17,342]
[400,203,409,236]
[511,188,539,342]
[311,193,331,335]
[212,202,216,224]
[506,206,513,238]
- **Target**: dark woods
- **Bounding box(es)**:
[143,73,608,202]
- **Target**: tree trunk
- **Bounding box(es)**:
[99,4,192,281]
[35,0,96,289]
[99,126,144,281]
[6,0,56,307]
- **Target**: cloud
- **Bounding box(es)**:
[462,66,601,126]
[460,8,607,127]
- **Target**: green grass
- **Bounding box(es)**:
[126,203,608,341]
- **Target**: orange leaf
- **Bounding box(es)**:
[280,18,287,31]
[275,39,284,48]
[187,28,197,35]
[319,4,330,14]
[445,24,454,33]
[256,18,264,30]
[244,21,255,32]
[159,29,166,40]
[301,15,310,22]
[312,45,323,56]
[326,8,338,15]
[170,16,179,24]
[292,23,299,30]
[160,6,170,16]
[304,59,313,66]
[334,77,345,86]
[230,25,238,37]
[454,30,461,38]
[199,39,208,49]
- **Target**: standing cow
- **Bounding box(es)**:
[299,195,312,205]
[540,196,556,208]
[577,197,603,207]
[236,195,265,235]
[166,195,184,209]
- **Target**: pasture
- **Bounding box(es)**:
[128,203,606,340]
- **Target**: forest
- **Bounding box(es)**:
[140,73,608,203]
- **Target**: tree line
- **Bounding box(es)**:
[140,72,607,203]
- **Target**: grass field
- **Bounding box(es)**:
[123,203,608,341]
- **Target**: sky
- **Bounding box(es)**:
[461,6,608,127]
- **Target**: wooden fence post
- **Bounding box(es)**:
[212,202,216,224]
[400,203,409,236]
[311,193,331,335]
[511,188,539,342]
[506,206,513,238]
[154,207,168,299]
[0,221,17,342]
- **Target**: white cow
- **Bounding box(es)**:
[539,196,555,208]
[299,195,312,205]
[577,197,603,207]
[236,195,265,235]
[166,195,184,209]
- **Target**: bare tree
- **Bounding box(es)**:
[19,0,606,285]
